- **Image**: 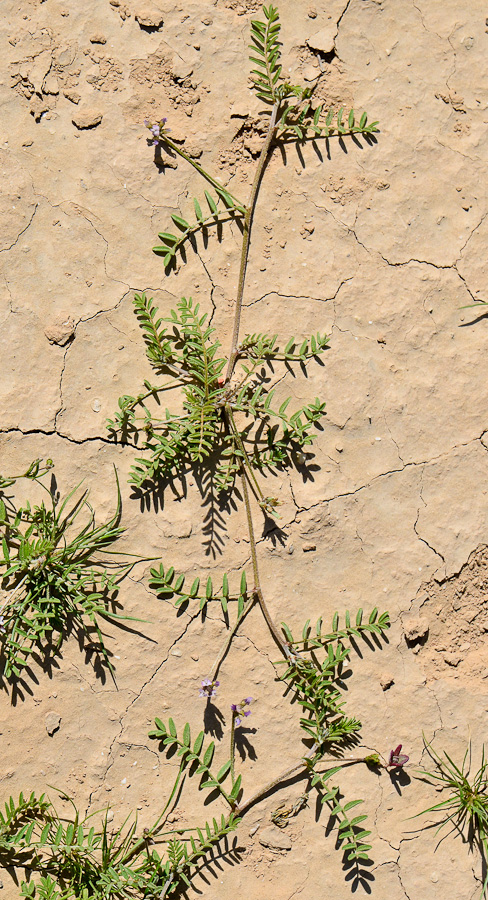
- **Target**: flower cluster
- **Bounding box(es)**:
[231,697,252,727]
[199,678,219,699]
[144,117,169,147]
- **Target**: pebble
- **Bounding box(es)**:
[306,26,335,55]
[380,673,395,690]
[44,317,76,346]
[134,4,164,28]
[45,712,61,736]
[72,109,103,129]
[403,614,429,643]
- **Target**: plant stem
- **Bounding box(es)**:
[237,750,376,816]
[209,597,256,682]
[225,407,265,502]
[160,137,244,208]
[225,103,280,382]
[230,712,236,785]
[238,456,292,661]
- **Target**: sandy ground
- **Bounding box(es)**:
[1,0,488,897]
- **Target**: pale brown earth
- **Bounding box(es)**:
[1,0,488,897]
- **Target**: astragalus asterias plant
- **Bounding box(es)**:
[107,2,390,890]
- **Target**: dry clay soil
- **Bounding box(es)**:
[1,0,488,898]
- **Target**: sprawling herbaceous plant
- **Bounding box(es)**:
[1,6,410,899]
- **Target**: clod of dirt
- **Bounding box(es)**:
[172,56,193,82]
[44,318,76,346]
[403,614,429,644]
[133,2,164,29]
[43,73,59,95]
[30,97,50,121]
[444,651,462,667]
[90,33,107,44]
[72,109,103,129]
[64,89,80,104]
[306,26,335,55]
[380,673,395,690]
[45,712,61,736]
[258,826,292,851]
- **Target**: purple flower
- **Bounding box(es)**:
[144,117,170,149]
[199,678,219,699]
[231,697,253,727]
[388,744,409,768]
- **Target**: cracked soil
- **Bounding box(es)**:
[1,0,488,898]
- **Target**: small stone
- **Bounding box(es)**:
[92,399,101,413]
[172,56,193,81]
[303,64,319,82]
[90,33,107,43]
[380,673,394,690]
[64,89,81,104]
[444,651,462,667]
[45,712,61,736]
[403,614,429,643]
[134,3,164,28]
[306,26,336,55]
[72,109,103,129]
[43,73,59,95]
[201,16,212,25]
[44,318,76,346]
[308,7,317,17]
[302,543,316,552]
[171,648,182,657]
[106,809,114,822]
[259,826,292,851]
[249,824,259,836]
[29,97,50,121]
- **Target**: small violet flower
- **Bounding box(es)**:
[144,117,169,147]
[388,744,409,768]
[231,697,253,727]
[199,678,219,699]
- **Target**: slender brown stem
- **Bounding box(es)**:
[237,751,377,817]
[161,136,244,208]
[225,103,280,382]
[225,406,265,502]
[230,712,236,785]
[209,596,256,682]
[238,456,292,661]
